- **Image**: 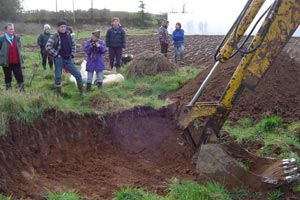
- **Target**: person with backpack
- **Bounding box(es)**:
[83,29,107,91]
[0,23,25,92]
[172,22,185,65]
[46,20,85,96]
[105,17,126,71]
[37,24,53,70]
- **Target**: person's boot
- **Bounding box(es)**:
[97,82,103,89]
[43,65,46,70]
[5,83,12,91]
[55,84,62,95]
[18,82,25,92]
[86,83,92,92]
[77,80,85,97]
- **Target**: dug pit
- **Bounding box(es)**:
[0,106,194,199]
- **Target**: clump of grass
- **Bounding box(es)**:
[0,91,55,135]
[287,122,300,140]
[236,159,249,171]
[193,120,200,131]
[166,179,231,200]
[114,187,162,200]
[266,190,283,200]
[255,116,282,133]
[293,181,300,193]
[236,118,253,128]
[0,194,12,200]
[45,191,80,200]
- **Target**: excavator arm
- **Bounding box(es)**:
[178,0,300,189]
[178,0,300,145]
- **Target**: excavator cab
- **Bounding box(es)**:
[178,0,300,190]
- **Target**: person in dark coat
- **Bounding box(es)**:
[37,24,53,70]
[105,17,126,70]
[46,20,85,96]
[83,29,107,91]
[159,19,170,57]
[0,23,24,91]
[172,22,185,65]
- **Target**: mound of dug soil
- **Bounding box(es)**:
[169,50,300,122]
[126,51,177,78]
[0,107,194,199]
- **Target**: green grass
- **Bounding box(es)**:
[266,190,283,200]
[0,42,200,134]
[223,116,300,164]
[114,180,231,200]
[0,194,12,200]
[293,181,300,193]
[115,187,163,200]
[255,115,282,133]
[45,191,80,200]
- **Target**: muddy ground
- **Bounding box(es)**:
[1,35,300,199]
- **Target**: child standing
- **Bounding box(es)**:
[83,30,107,91]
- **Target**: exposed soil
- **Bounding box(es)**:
[168,39,300,122]
[0,107,194,199]
[76,34,220,68]
[6,35,300,199]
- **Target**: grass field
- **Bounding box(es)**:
[0,31,300,199]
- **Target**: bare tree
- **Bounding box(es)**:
[56,0,58,12]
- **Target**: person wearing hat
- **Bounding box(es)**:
[0,23,25,92]
[37,24,53,70]
[46,20,85,96]
[83,29,107,91]
[159,19,170,57]
[105,17,126,70]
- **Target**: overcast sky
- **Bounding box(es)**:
[22,0,262,14]
[23,0,289,35]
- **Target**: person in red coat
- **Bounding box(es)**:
[0,23,24,91]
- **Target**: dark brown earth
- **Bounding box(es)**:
[76,34,220,68]
[2,35,300,199]
[168,40,300,122]
[0,107,194,199]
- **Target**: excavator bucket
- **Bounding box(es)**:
[194,141,300,190]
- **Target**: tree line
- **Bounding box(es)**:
[0,0,166,28]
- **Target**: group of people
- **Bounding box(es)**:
[159,19,185,65]
[0,18,126,95]
[0,18,184,97]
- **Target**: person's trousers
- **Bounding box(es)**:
[41,52,53,69]
[54,57,82,86]
[160,42,168,57]
[2,63,24,84]
[87,71,103,84]
[109,47,123,68]
[174,44,185,64]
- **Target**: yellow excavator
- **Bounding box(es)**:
[177,0,300,190]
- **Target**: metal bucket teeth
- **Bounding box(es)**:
[284,167,298,175]
[282,158,296,165]
[285,174,300,183]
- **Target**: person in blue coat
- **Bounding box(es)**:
[83,29,107,91]
[172,22,185,65]
[105,17,126,70]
